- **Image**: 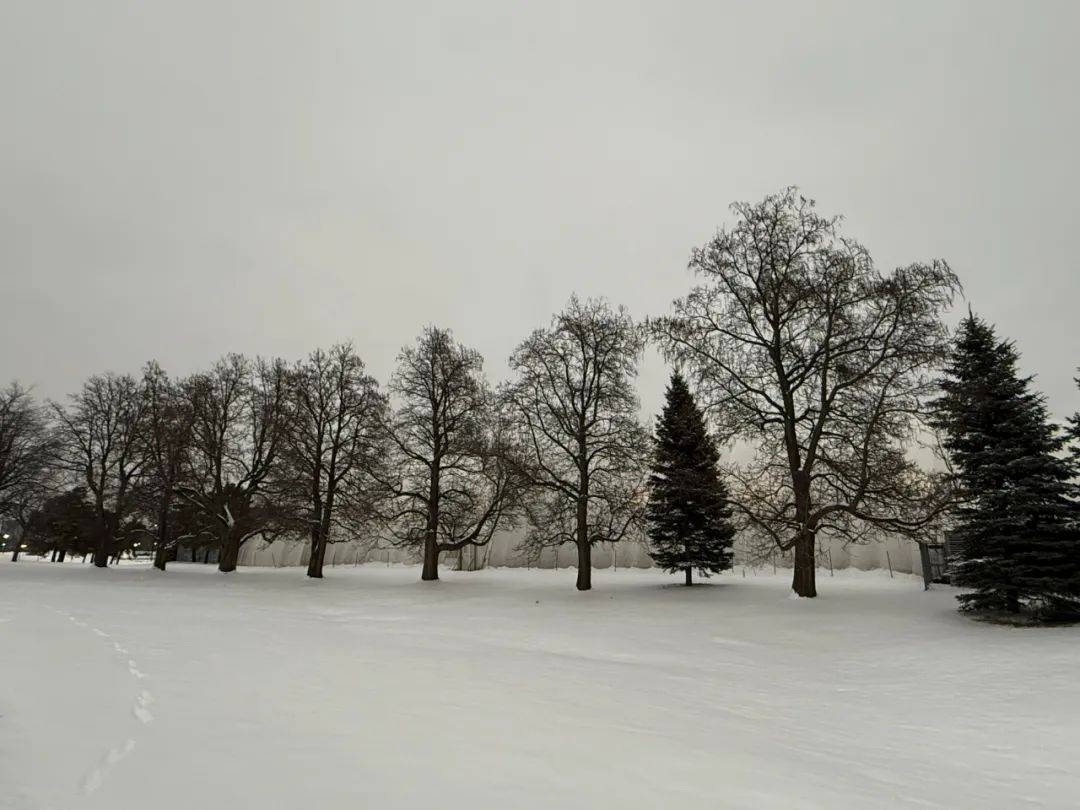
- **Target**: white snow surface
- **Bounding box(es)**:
[1,561,1077,809]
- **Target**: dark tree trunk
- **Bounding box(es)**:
[791,531,817,598]
[307,527,327,579]
[685,567,693,586]
[93,529,109,568]
[574,546,591,591]
[575,491,591,591]
[10,547,18,562]
[421,464,441,582]
[153,507,170,571]
[50,548,58,562]
[1006,588,1020,614]
[58,549,67,563]
[421,536,440,581]
[218,530,240,572]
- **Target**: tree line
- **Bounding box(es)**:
[2,188,1078,616]
[0,299,655,592]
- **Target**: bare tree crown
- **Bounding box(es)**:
[652,188,959,559]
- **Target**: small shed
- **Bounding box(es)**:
[918,531,969,590]
[917,541,949,589]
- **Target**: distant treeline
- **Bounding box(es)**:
[2,188,1078,618]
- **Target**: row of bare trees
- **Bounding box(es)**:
[3,189,975,596]
[2,298,651,589]
[383,298,651,590]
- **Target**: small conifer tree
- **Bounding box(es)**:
[646,373,735,585]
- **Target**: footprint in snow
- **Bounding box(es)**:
[133,691,155,724]
[82,739,136,795]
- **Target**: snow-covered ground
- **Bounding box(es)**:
[1,561,1077,809]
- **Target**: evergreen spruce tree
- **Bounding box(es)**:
[1068,371,1080,464]
[646,372,735,585]
[932,312,1080,618]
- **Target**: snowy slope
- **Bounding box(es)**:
[1,562,1077,809]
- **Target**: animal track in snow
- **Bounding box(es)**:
[133,691,155,724]
[52,607,157,797]
[82,739,136,795]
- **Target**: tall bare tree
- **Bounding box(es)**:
[140,361,195,571]
[50,373,149,567]
[284,343,389,579]
[652,188,959,597]
[505,296,650,591]
[0,382,54,561]
[176,354,292,573]
[385,326,523,581]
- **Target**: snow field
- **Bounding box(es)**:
[1,561,1077,809]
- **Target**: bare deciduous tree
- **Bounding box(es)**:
[0,382,54,561]
[284,343,389,579]
[50,373,149,567]
[384,326,523,581]
[177,354,292,573]
[652,188,959,597]
[505,296,650,591]
[140,361,195,571]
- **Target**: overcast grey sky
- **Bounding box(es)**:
[2,1,1077,421]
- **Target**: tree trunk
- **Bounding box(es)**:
[1006,588,1020,614]
[685,567,693,586]
[218,529,240,572]
[307,527,326,579]
[575,488,591,590]
[10,547,18,562]
[421,536,440,581]
[50,548,58,562]
[153,506,170,571]
[574,542,591,591]
[791,531,817,597]
[93,528,109,568]
[422,459,441,582]
[58,549,67,563]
